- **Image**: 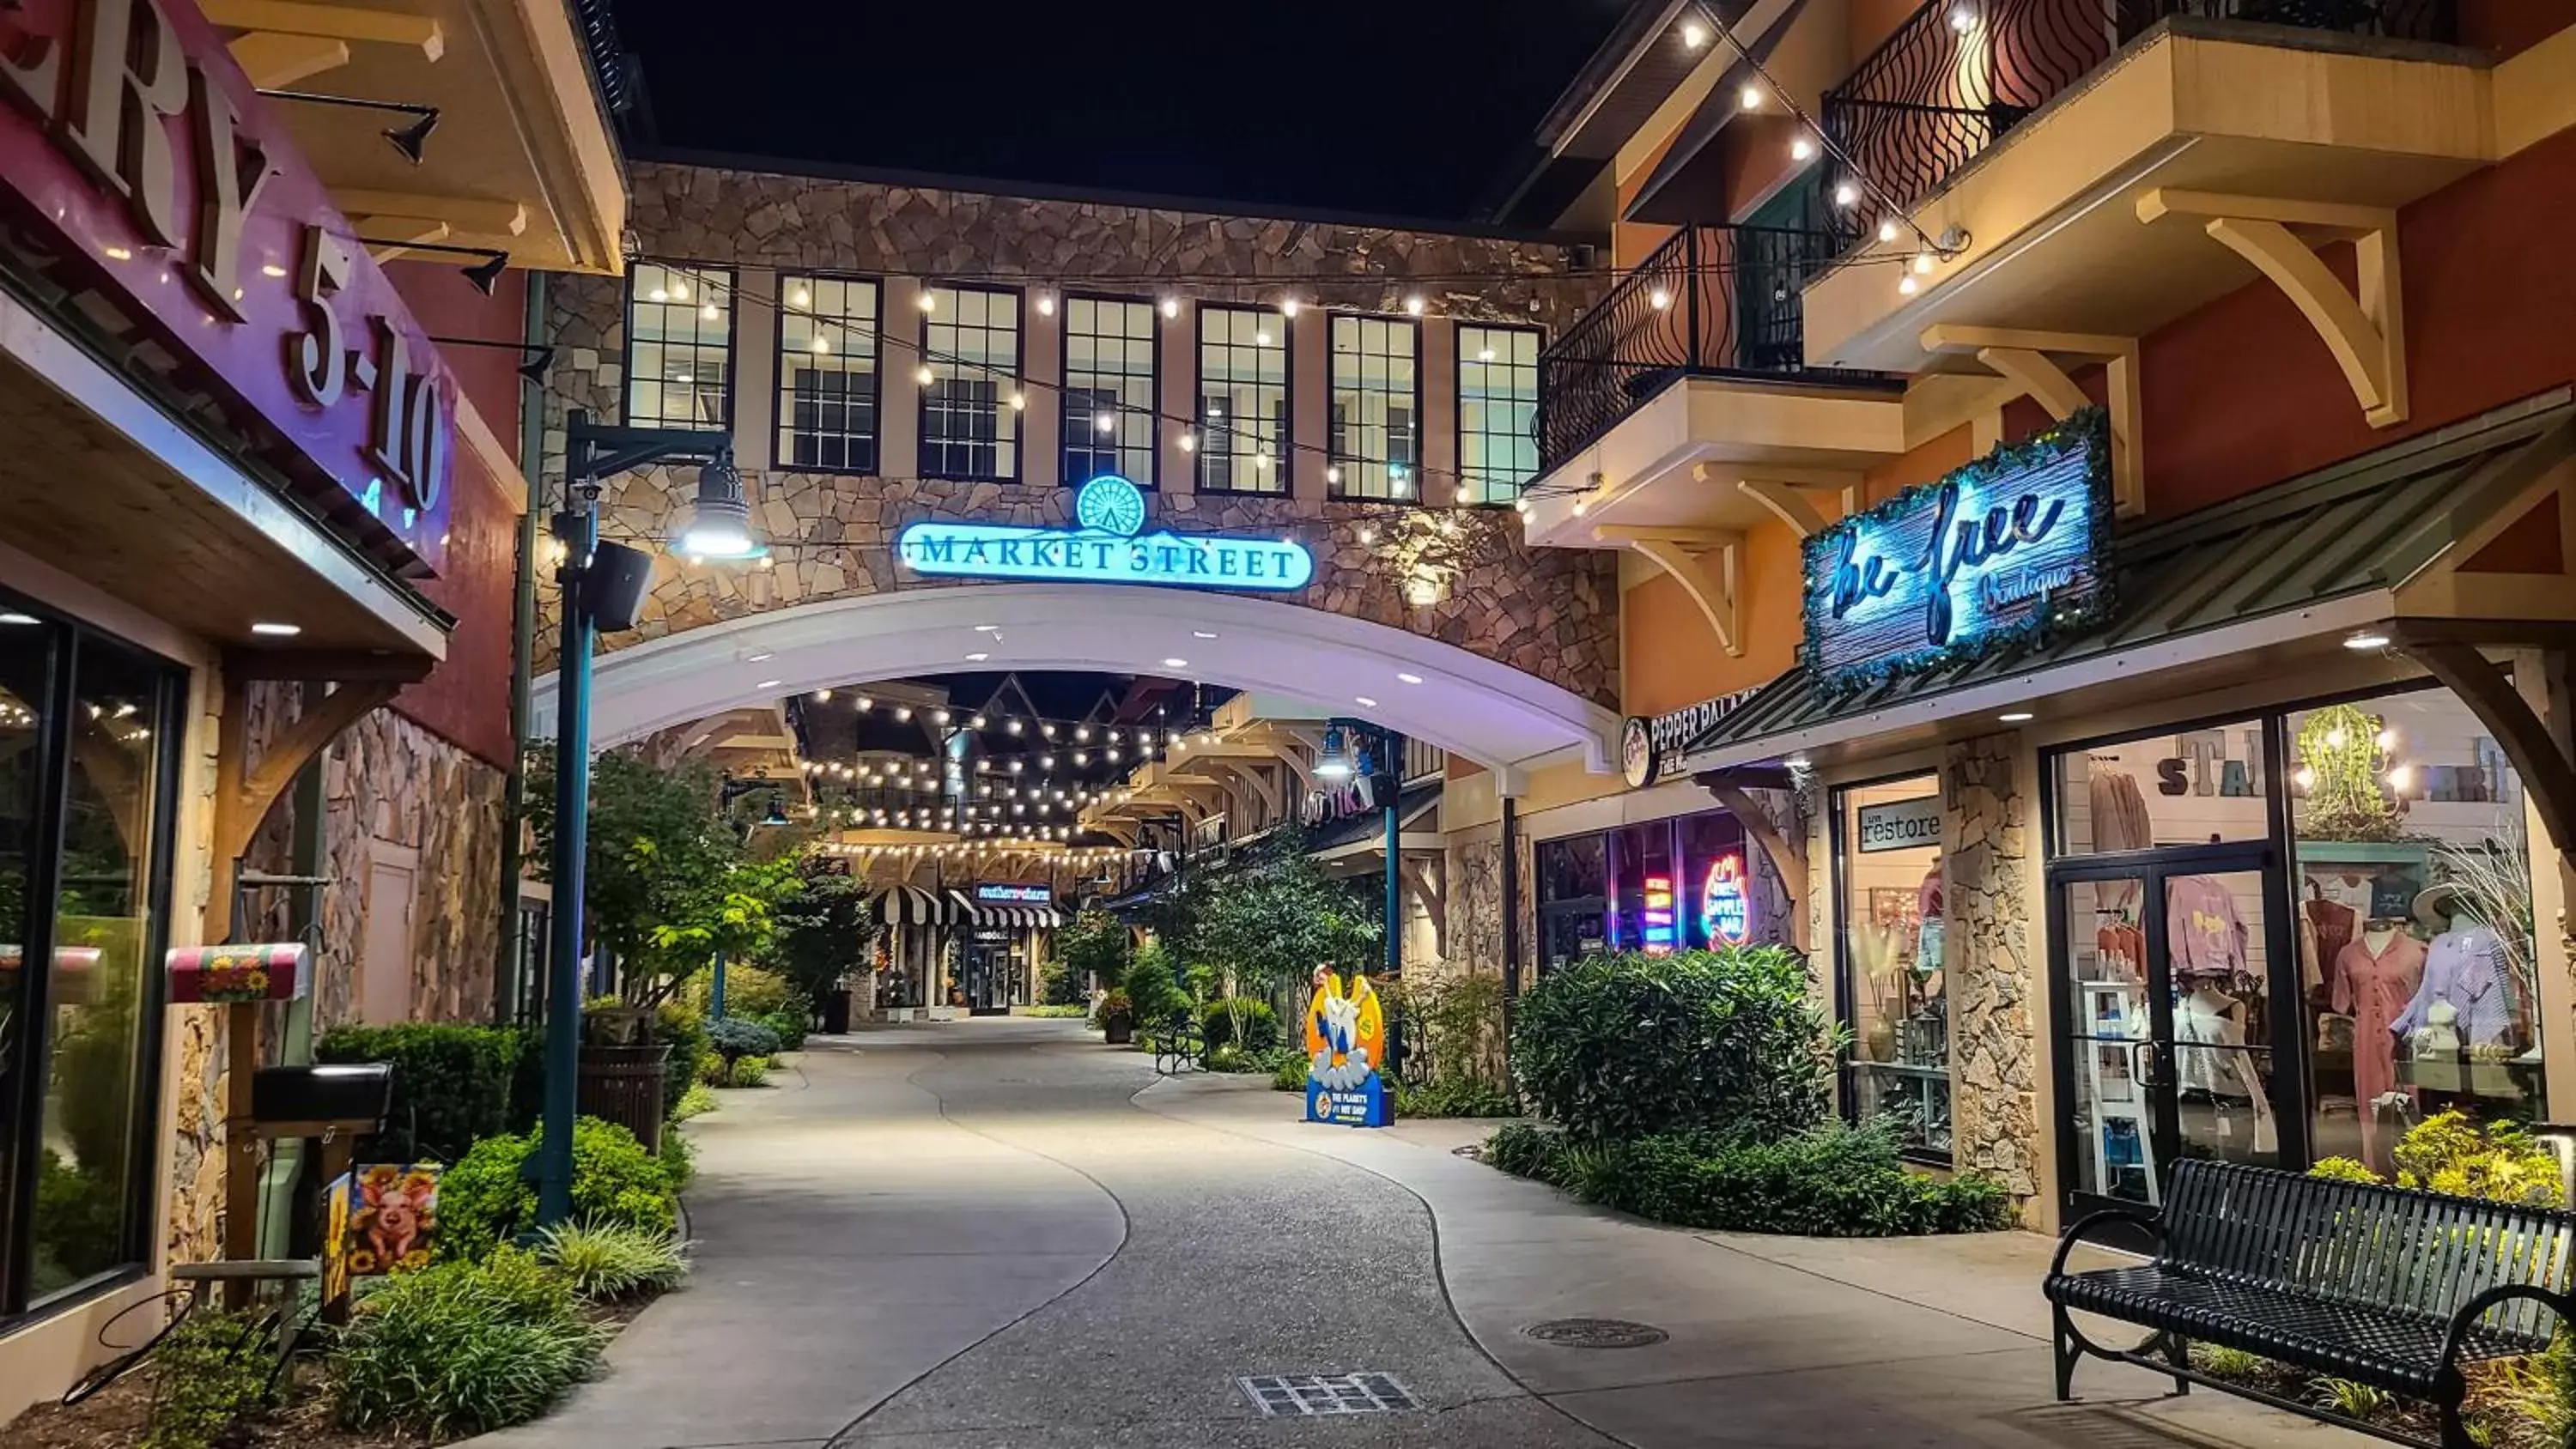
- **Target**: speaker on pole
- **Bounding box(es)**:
[582,540,653,631]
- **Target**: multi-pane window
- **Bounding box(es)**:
[776,274,880,475]
[1457,324,1542,503]
[1197,306,1288,494]
[1061,297,1157,486]
[920,283,1020,481]
[1328,316,1419,500]
[624,262,732,427]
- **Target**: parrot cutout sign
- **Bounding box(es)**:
[1304,967,1393,1127]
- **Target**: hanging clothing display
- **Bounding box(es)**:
[2087,768,2151,911]
[2303,884,2360,999]
[2172,988,2277,1155]
[2334,928,2427,1166]
[1916,868,1945,978]
[2392,925,2518,1046]
[2166,876,2251,987]
[2096,919,2145,982]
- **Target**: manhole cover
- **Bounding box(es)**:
[1524,1318,1669,1349]
[1236,1373,1420,1416]
[1451,1144,1483,1159]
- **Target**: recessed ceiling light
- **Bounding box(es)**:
[2343,631,2392,651]
[1192,630,1218,640]
[0,612,36,626]
[1396,672,1423,685]
[250,621,301,637]
[1163,658,1188,669]
[965,652,989,662]
[1355,695,1377,707]
[1998,711,2034,723]
[756,679,781,689]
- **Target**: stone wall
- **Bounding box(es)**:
[1942,732,2040,1214]
[532,160,1619,711]
[1443,829,1506,986]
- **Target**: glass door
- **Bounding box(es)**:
[2054,846,2293,1219]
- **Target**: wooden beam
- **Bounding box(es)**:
[2136,188,2393,234]
[1736,477,1833,537]
[2399,640,2576,861]
[1973,347,2090,421]
[333,191,530,238]
[355,216,451,267]
[1922,325,2146,518]
[1920,324,2138,357]
[226,31,346,87]
[1596,526,1742,657]
[1400,858,1447,960]
[199,0,443,58]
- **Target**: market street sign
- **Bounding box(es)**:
[1801,409,2112,690]
[0,0,459,575]
[897,475,1314,591]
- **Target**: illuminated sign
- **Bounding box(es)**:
[1641,875,1677,956]
[1856,797,1942,853]
[1620,684,1771,789]
[1702,854,1751,947]
[896,475,1314,591]
[974,882,1052,905]
[1802,409,2111,689]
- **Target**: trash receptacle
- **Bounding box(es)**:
[823,988,852,1034]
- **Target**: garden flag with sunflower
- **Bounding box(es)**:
[323,1164,440,1300]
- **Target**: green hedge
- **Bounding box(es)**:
[436,1117,676,1262]
[317,1023,526,1163]
[1200,997,1279,1052]
[1483,1121,2010,1237]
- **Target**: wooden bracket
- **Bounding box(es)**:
[227,31,347,86]
[1400,858,1448,960]
[201,0,444,56]
[1714,464,1861,538]
[2397,636,2576,861]
[2137,189,2406,428]
[1594,524,1743,657]
[1921,324,2144,517]
[209,677,400,942]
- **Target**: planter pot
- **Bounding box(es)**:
[577,1043,670,1153]
[1104,1019,1133,1045]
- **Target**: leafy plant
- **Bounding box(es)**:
[687,961,798,1019]
[1122,943,1188,1029]
[1394,1076,1515,1119]
[760,1008,810,1052]
[2307,1111,2567,1207]
[332,1246,605,1436]
[435,1117,676,1262]
[724,1055,772,1088]
[2295,705,2401,842]
[671,1082,720,1122]
[1021,1003,1090,1018]
[1483,1123,1558,1178]
[1092,989,1133,1034]
[770,863,881,1003]
[1396,973,1507,1090]
[659,1129,696,1190]
[144,1307,278,1449]
[316,1023,524,1163]
[1510,947,1834,1144]
[1188,834,1382,1024]
[2310,1377,2397,1421]
[534,1222,691,1300]
[526,748,740,987]
[1200,997,1279,1052]
[706,1016,782,1067]
[1272,1052,1312,1092]
[654,1000,711,1120]
[1054,910,1132,1003]
[2189,1343,2279,1381]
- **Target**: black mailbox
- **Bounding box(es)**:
[252,1064,393,1129]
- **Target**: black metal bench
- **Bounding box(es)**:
[2045,1159,2576,1448]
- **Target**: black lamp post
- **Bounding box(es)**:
[538,409,747,1228]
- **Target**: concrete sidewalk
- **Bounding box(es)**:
[1143,1074,2372,1449]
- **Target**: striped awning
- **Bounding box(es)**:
[871,883,945,925]
[949,899,1066,929]
[945,888,981,923]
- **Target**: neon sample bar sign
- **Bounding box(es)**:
[1702,853,1752,947]
[1641,875,1678,956]
[896,475,1314,591]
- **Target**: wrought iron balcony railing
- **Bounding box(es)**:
[1536,224,1869,470]
[1820,0,2457,253]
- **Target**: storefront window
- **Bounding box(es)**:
[1838,776,1949,1161]
[1609,822,1678,954]
[1535,834,1606,978]
[1680,811,1753,950]
[2287,685,2544,1173]
[0,603,179,1317]
[2054,715,2270,853]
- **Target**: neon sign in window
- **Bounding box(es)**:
[1641,875,1677,956]
[1702,853,1751,947]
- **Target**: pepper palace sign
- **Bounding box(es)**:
[896,475,1314,591]
[0,0,458,574]
[1801,408,2112,690]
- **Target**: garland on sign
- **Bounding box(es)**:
[1799,406,2117,695]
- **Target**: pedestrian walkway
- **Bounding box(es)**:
[478,1018,2370,1448]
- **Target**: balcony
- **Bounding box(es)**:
[1801,0,2491,391]
[1524,224,1905,555]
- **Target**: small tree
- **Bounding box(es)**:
[772,862,882,1003]
[1192,836,1382,1049]
[1054,910,1130,1003]
[526,747,749,995]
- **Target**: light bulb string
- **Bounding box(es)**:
[1687,0,1961,264]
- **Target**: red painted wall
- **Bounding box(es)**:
[383,261,526,770]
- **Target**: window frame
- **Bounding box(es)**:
[916,281,1025,484]
[1326,312,1423,502]
[0,595,183,1328]
[1827,767,1954,1168]
[772,270,885,478]
[1453,321,1546,506]
[619,259,739,430]
[1194,303,1293,497]
[1058,292,1159,489]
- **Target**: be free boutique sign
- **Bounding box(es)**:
[897,476,1314,591]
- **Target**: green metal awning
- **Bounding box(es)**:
[1682,390,2576,770]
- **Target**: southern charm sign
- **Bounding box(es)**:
[1801,409,2112,690]
[0,0,459,575]
[897,475,1314,591]
[973,882,1053,905]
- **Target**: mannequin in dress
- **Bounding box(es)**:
[2335,919,2427,1170]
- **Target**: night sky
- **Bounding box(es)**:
[608,0,1628,221]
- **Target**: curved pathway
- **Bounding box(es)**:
[486,1018,2366,1449]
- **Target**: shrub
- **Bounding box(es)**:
[1399,973,1507,1089]
[724,1055,772,1088]
[2307,1110,2568,1206]
[659,1130,696,1191]
[1271,1052,1312,1092]
[332,1246,604,1436]
[1093,988,1133,1034]
[1122,943,1189,1029]
[761,1009,810,1052]
[1200,997,1280,1052]
[1510,947,1832,1144]
[144,1307,278,1449]
[684,961,796,1019]
[671,1082,720,1121]
[435,1117,677,1262]
[1022,1003,1090,1018]
[1394,1076,1515,1119]
[1482,1121,2011,1237]
[653,1001,710,1121]
[317,1023,523,1162]
[706,1016,782,1065]
[533,1222,691,1300]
